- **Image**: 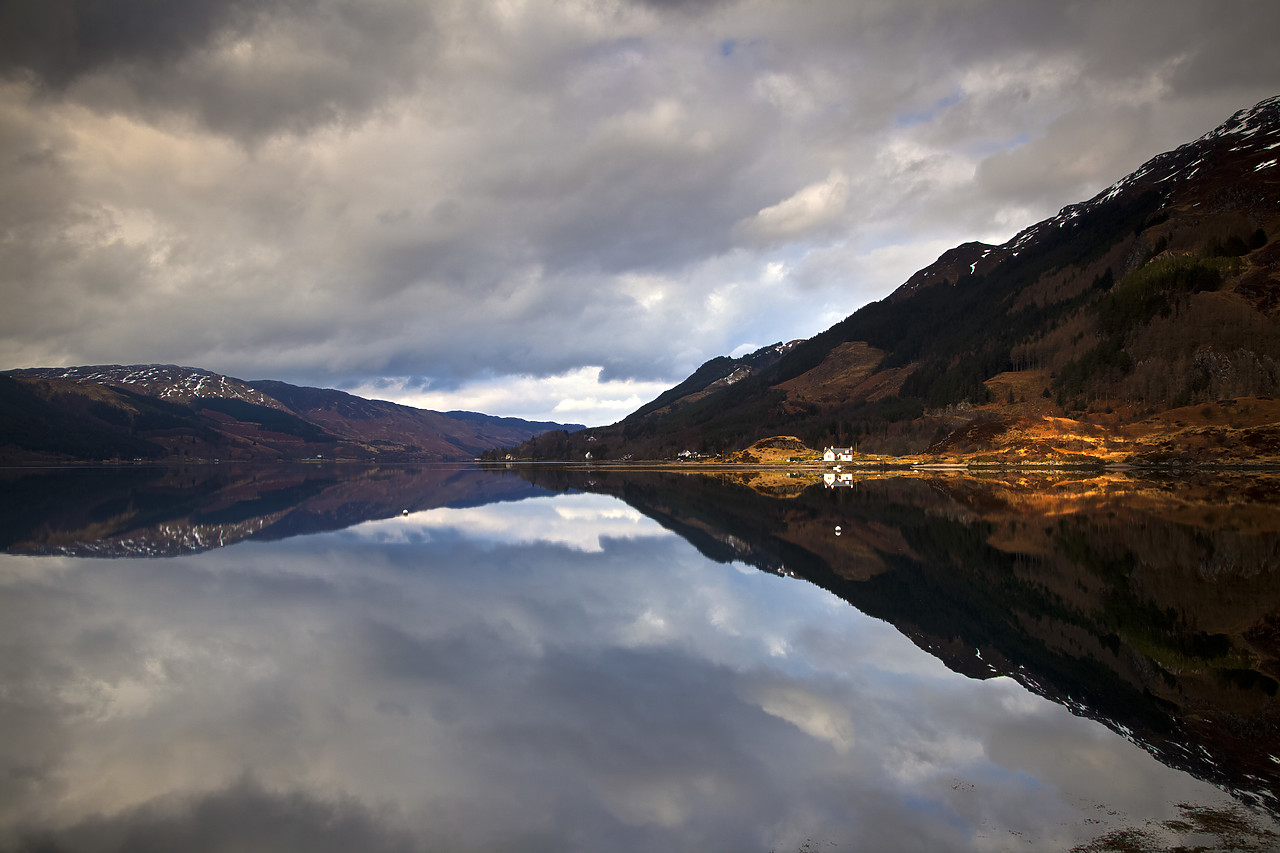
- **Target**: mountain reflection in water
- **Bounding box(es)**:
[1,463,1278,852]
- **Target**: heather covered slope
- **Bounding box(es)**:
[508,96,1280,463]
[0,366,582,463]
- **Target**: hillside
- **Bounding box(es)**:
[0,365,582,464]
[508,95,1280,464]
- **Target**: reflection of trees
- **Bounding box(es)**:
[519,467,1280,817]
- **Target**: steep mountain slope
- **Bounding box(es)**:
[626,340,803,420]
[512,95,1280,462]
[1,366,582,463]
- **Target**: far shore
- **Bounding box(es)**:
[6,455,1280,472]
[479,457,1280,472]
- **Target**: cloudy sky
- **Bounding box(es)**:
[3,0,1279,424]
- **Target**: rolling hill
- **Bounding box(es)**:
[0,365,583,463]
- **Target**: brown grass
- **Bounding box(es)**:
[773,342,885,403]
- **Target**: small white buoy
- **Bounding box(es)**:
[834,525,842,536]
[402,509,410,516]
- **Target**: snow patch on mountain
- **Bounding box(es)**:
[25,364,287,409]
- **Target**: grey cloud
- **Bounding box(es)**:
[974,106,1159,206]
[0,0,267,86]
[1,0,435,141]
[112,1,436,140]
[1166,4,1280,95]
[627,0,736,12]
[24,777,422,853]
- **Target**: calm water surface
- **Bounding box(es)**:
[1,464,1277,852]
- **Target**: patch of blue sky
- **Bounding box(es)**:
[966,131,1031,158]
[572,35,649,72]
[902,793,974,833]
[894,91,963,129]
[757,242,815,274]
[718,37,764,60]
[969,763,1047,794]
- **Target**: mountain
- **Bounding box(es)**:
[510,95,1280,463]
[626,340,803,420]
[245,379,579,458]
[0,365,583,463]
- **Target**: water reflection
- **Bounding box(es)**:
[0,463,542,556]
[520,468,1280,816]
[355,492,674,553]
[1,464,1278,852]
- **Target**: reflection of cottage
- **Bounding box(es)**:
[823,446,854,463]
[824,471,854,488]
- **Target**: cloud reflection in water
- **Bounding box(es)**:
[0,488,1245,852]
[347,492,675,553]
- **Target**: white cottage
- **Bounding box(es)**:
[823,446,855,463]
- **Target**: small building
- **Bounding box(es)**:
[823,446,855,463]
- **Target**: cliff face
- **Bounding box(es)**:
[512,96,1280,462]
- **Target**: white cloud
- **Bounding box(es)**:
[346,366,671,427]
[350,492,674,553]
[736,169,850,243]
[746,684,857,754]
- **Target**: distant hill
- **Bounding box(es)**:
[509,95,1280,463]
[0,365,583,463]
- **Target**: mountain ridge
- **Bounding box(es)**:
[1,364,583,463]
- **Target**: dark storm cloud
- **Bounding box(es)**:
[0,0,435,140]
[113,0,436,140]
[0,0,266,85]
[1166,1,1280,93]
